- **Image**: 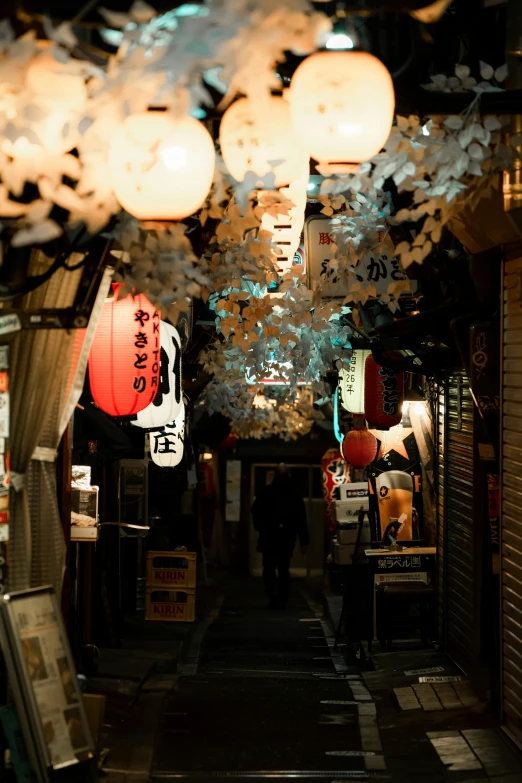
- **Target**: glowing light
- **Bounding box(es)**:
[325,32,354,50]
[288,51,395,165]
[109,112,215,221]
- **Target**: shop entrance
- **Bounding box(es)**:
[248,463,325,578]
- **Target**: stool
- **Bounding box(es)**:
[376,582,436,650]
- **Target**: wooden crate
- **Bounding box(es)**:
[145,588,196,622]
[146,551,197,589]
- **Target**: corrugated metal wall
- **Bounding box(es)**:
[501,252,522,745]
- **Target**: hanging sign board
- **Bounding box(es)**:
[0,587,95,783]
[305,215,414,300]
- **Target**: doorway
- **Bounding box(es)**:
[249,463,326,578]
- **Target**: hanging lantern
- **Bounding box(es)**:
[339,350,371,414]
[220,96,307,186]
[88,289,160,417]
[109,112,215,221]
[26,51,87,112]
[148,404,185,468]
[288,51,394,165]
[341,427,378,468]
[260,170,308,273]
[322,447,351,532]
[364,355,404,430]
[132,322,183,430]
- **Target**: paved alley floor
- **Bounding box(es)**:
[151,578,380,781]
[147,577,522,783]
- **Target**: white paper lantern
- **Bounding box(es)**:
[147,404,185,467]
[220,96,308,186]
[339,350,371,414]
[109,112,215,221]
[132,322,182,430]
[288,51,394,165]
[260,170,308,273]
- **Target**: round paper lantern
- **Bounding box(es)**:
[26,51,87,111]
[339,349,371,414]
[341,428,378,468]
[220,96,307,186]
[132,322,182,430]
[288,51,394,164]
[148,404,185,467]
[364,355,404,430]
[89,289,160,417]
[109,112,215,221]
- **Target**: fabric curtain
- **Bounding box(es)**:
[9,252,111,593]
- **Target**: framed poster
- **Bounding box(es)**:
[0,586,95,782]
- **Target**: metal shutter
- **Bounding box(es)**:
[442,372,478,672]
[437,385,445,640]
[502,253,522,745]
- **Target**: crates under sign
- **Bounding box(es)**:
[146,551,197,589]
[145,589,196,622]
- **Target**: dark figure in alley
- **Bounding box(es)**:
[251,464,309,609]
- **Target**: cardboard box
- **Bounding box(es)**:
[333,498,369,523]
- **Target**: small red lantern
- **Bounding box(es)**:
[341,428,378,468]
[364,355,404,430]
[89,288,160,417]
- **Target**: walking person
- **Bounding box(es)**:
[251,464,309,609]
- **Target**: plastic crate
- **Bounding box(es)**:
[145,588,196,622]
[146,551,197,589]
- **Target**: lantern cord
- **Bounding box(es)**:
[333,387,343,445]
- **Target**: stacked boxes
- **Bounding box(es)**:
[332,483,370,565]
[145,551,197,622]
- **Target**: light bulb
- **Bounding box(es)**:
[326,32,354,50]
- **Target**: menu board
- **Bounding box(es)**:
[0,587,94,777]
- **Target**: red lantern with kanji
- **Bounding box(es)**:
[364,355,404,430]
[89,288,160,417]
[341,427,378,468]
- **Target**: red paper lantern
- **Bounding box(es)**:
[364,355,404,430]
[341,428,378,468]
[89,289,160,417]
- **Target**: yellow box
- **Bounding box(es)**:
[145,588,196,622]
[146,551,197,589]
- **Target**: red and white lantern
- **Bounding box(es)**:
[364,355,404,430]
[89,288,160,417]
[147,404,185,468]
[132,322,182,430]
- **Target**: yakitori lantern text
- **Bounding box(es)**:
[89,290,160,417]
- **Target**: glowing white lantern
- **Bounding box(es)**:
[108,112,215,221]
[147,404,185,467]
[26,51,87,112]
[339,350,371,414]
[288,51,395,165]
[220,96,307,186]
[132,322,183,430]
[261,172,308,273]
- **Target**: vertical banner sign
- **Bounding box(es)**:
[225,460,241,522]
[0,345,9,592]
[322,447,351,532]
[487,473,500,574]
